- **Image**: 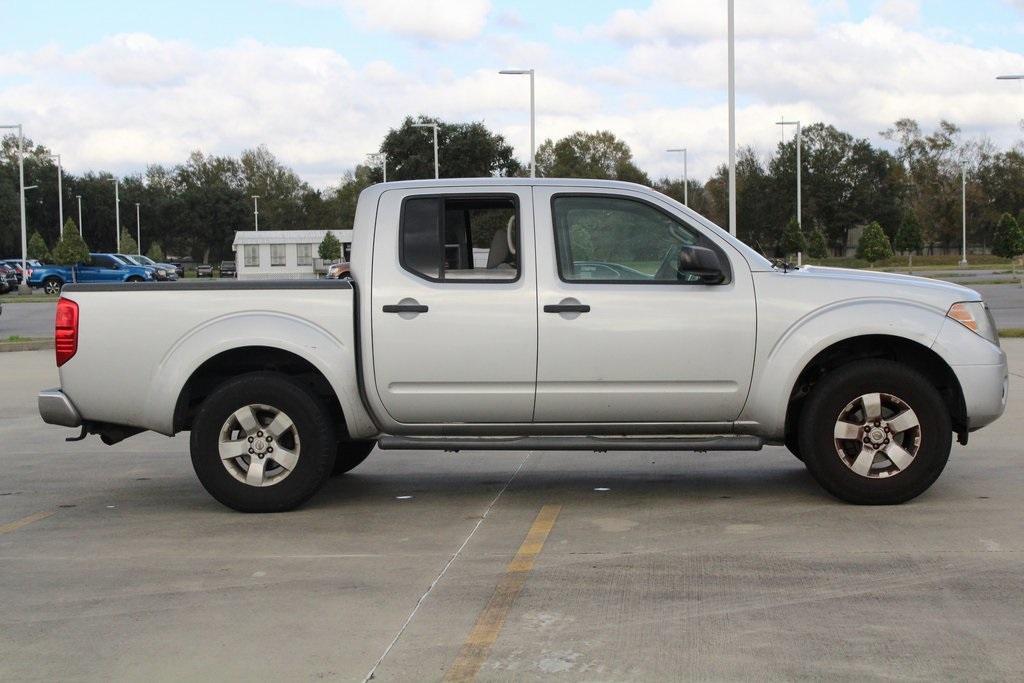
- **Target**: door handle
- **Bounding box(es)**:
[544,303,590,313]
[383,303,428,313]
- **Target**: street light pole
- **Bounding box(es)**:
[76,195,82,235]
[499,69,536,177]
[1,123,29,291]
[111,178,121,252]
[727,0,736,236]
[367,153,387,182]
[960,166,968,266]
[666,148,688,206]
[776,118,802,228]
[412,122,439,179]
[252,196,260,231]
[135,203,141,254]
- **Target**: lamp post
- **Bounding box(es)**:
[411,122,439,179]
[996,75,1024,80]
[776,118,802,229]
[499,69,535,177]
[76,195,82,235]
[135,203,141,254]
[367,152,387,182]
[727,0,736,236]
[666,148,688,206]
[960,166,968,266]
[252,195,260,231]
[111,178,121,252]
[1,123,29,291]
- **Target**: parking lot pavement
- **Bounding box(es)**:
[974,284,1024,329]
[1,347,1022,681]
[0,301,56,338]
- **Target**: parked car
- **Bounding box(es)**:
[195,264,214,278]
[219,261,237,278]
[1,258,43,284]
[120,254,179,281]
[170,263,185,278]
[325,261,351,279]
[38,178,1007,513]
[0,263,18,293]
[28,253,155,294]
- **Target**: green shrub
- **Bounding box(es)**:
[856,221,893,265]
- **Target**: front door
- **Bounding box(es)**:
[533,188,757,424]
[370,187,537,424]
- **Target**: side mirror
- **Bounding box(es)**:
[678,245,726,285]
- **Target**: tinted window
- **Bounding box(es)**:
[90,255,117,268]
[552,195,715,284]
[401,195,518,282]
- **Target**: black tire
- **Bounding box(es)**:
[798,359,951,505]
[333,440,375,475]
[42,276,64,295]
[190,372,337,512]
[785,429,804,462]
[126,276,144,283]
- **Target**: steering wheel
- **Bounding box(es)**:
[653,244,682,280]
[506,215,516,255]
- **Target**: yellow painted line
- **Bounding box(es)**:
[0,510,56,535]
[444,504,562,683]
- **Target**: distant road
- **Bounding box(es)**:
[2,283,1022,340]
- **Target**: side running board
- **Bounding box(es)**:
[377,435,763,453]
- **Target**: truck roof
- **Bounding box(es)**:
[361,177,655,193]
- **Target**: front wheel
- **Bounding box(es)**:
[126,276,144,283]
[190,372,337,512]
[798,359,952,505]
[43,277,64,295]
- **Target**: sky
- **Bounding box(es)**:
[2,0,1024,187]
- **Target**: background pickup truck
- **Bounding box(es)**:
[29,253,155,294]
[38,178,1008,512]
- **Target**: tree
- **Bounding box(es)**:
[780,218,806,257]
[991,213,1024,270]
[856,221,894,265]
[535,130,650,184]
[28,231,51,262]
[52,218,90,266]
[119,229,139,256]
[807,226,829,259]
[893,210,924,267]
[380,116,521,181]
[146,242,165,262]
[319,231,342,261]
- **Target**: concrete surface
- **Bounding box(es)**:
[1,346,1022,681]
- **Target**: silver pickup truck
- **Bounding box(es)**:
[38,178,1008,512]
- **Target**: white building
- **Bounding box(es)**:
[232,230,353,280]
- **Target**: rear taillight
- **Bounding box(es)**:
[25,268,32,279]
[55,297,78,367]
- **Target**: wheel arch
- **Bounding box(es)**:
[784,334,967,445]
[173,346,348,436]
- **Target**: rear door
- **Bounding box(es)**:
[369,187,537,424]
[532,187,757,423]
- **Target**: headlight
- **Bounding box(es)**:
[157,269,166,276]
[947,302,999,346]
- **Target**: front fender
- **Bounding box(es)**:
[739,298,947,439]
[142,311,375,438]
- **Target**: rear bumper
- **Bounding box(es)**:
[38,389,82,428]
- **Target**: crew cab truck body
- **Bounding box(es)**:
[39,179,1008,511]
[29,253,155,294]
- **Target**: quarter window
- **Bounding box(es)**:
[401,195,518,282]
[297,243,313,266]
[270,244,286,267]
[244,245,259,267]
[552,195,719,284]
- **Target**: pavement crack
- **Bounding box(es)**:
[360,451,533,683]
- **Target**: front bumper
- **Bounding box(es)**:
[952,362,1009,431]
[38,389,82,428]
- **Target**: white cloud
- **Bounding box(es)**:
[336,0,491,42]
[587,0,819,42]
[873,0,920,26]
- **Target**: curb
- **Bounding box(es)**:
[0,339,54,352]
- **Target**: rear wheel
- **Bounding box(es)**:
[333,440,375,475]
[190,372,337,512]
[798,359,951,505]
[43,277,63,295]
[126,276,144,283]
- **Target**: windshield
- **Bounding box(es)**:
[134,255,155,265]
